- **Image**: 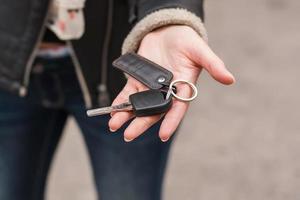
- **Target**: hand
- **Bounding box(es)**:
[109,25,235,142]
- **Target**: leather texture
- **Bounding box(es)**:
[113,52,173,90]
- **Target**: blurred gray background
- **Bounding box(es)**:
[46,0,300,199]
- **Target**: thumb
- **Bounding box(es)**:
[189,38,235,85]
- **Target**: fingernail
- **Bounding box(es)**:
[109,128,117,132]
[124,137,133,142]
[230,74,236,83]
[232,76,236,83]
[161,137,170,142]
[228,72,236,83]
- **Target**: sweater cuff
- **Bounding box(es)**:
[122,8,208,54]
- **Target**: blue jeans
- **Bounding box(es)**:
[0,57,172,200]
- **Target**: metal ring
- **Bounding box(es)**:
[169,79,198,102]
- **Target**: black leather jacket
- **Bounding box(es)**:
[0,0,204,108]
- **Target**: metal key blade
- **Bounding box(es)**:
[87,102,133,117]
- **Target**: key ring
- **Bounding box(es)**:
[166,79,198,102]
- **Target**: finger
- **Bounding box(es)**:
[110,78,149,117]
[109,81,137,118]
[159,84,192,141]
[109,112,135,132]
[108,83,137,131]
[189,38,235,85]
[123,115,162,142]
[159,101,189,142]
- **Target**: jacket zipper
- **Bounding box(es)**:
[67,41,92,108]
[97,0,114,107]
[20,2,52,97]
[20,1,92,108]
[21,0,111,108]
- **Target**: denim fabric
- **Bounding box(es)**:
[0,56,172,200]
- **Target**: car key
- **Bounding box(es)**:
[129,89,172,116]
[86,102,133,117]
[87,90,172,117]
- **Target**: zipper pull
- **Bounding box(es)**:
[97,84,111,107]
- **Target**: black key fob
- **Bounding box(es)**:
[129,90,172,117]
[113,53,173,90]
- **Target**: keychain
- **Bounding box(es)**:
[86,53,198,117]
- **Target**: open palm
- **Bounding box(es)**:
[109,25,235,142]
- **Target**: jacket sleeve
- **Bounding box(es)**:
[122,0,207,54]
[130,0,204,22]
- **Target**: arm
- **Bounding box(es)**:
[109,0,235,142]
